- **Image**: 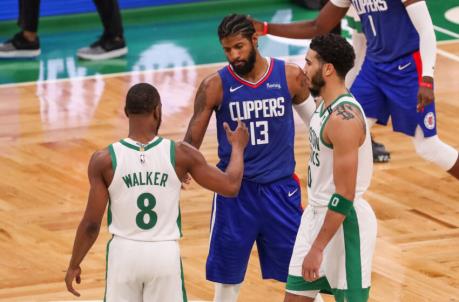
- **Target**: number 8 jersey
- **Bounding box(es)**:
[216,57,295,183]
[107,137,182,241]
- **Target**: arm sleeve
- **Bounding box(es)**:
[330,0,352,8]
[293,95,316,128]
[406,1,436,77]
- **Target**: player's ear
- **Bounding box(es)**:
[323,63,334,77]
[153,103,161,120]
[252,34,258,48]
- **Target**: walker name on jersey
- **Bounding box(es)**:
[352,0,388,14]
[229,97,285,121]
[122,171,169,188]
[309,127,320,167]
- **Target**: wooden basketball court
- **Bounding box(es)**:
[0,41,458,301]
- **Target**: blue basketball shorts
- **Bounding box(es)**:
[351,51,437,137]
[206,175,303,284]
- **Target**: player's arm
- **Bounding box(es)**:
[65,150,112,297]
[286,63,316,128]
[404,0,436,110]
[183,73,223,148]
[302,104,365,281]
[252,1,348,39]
[176,120,249,197]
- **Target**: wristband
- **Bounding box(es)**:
[419,82,433,89]
[262,21,268,36]
[328,193,353,216]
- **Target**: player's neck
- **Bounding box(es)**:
[241,54,268,83]
[128,120,159,144]
[321,81,348,108]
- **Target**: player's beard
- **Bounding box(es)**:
[309,69,325,98]
[230,45,256,76]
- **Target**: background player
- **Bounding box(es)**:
[285,33,377,302]
[253,0,459,179]
[184,14,319,302]
[64,83,249,301]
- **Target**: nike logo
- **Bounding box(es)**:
[229,85,244,93]
[398,62,411,70]
[288,189,298,197]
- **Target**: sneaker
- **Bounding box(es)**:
[77,35,127,60]
[372,137,391,163]
[0,32,41,58]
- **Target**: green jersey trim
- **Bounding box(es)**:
[103,236,114,302]
[119,137,164,151]
[170,140,176,168]
[320,93,353,117]
[108,144,117,172]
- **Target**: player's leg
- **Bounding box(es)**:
[256,176,303,282]
[284,206,331,302]
[214,283,242,302]
[350,59,391,163]
[206,181,260,300]
[323,201,376,302]
[105,236,142,302]
[142,241,187,302]
[382,51,459,178]
[412,126,459,179]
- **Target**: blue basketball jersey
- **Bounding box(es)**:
[351,0,419,62]
[216,58,295,184]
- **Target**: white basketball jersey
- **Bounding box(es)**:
[307,94,373,207]
[107,137,182,241]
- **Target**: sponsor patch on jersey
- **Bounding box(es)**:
[424,112,435,130]
[266,82,281,89]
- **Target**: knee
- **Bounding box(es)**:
[412,135,458,170]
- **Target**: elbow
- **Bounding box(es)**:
[223,181,241,197]
[82,221,101,238]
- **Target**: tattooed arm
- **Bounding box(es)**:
[301,103,366,281]
[183,73,223,148]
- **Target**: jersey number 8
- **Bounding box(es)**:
[136,192,158,230]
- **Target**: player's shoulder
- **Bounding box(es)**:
[89,147,113,172]
[284,62,304,76]
[199,72,223,94]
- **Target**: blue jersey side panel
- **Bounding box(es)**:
[216,58,295,183]
[352,0,419,62]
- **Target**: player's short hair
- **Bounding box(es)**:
[310,33,355,79]
[218,14,255,41]
[124,83,160,115]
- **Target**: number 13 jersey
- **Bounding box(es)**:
[216,57,295,183]
[107,137,182,241]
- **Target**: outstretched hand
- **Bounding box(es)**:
[223,120,249,149]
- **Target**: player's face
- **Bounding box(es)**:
[304,50,325,97]
[221,34,257,76]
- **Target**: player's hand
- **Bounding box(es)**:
[302,246,323,282]
[247,16,265,35]
[224,120,249,149]
[417,76,434,112]
[65,265,82,297]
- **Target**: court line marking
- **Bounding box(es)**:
[434,25,459,39]
[437,48,459,62]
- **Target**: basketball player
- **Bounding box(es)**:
[285,33,377,302]
[253,0,459,179]
[183,14,318,302]
[64,83,249,301]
